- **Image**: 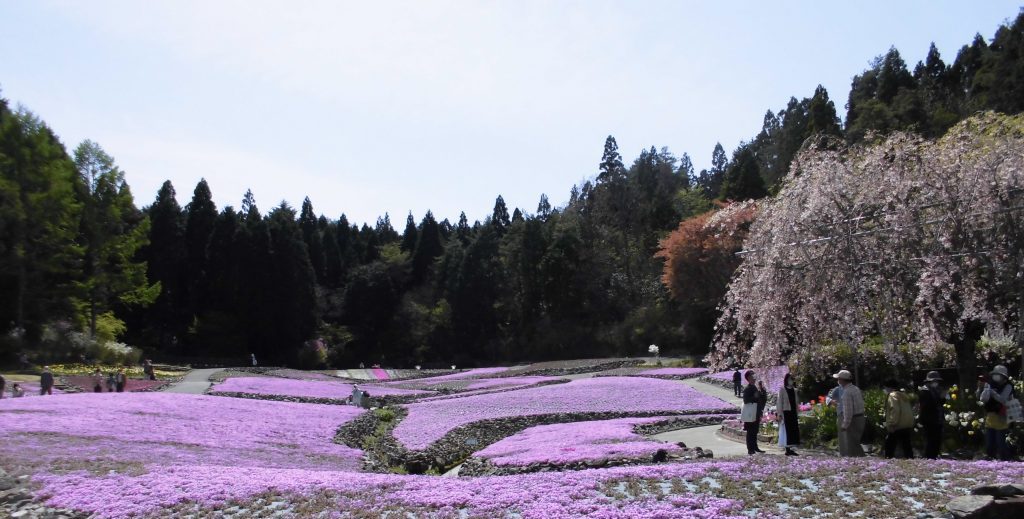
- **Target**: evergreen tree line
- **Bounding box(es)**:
[2,11,1022,367]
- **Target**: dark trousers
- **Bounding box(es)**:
[734,382,742,397]
[40,386,52,395]
[884,428,914,458]
[923,424,942,459]
[986,428,1010,460]
[744,421,760,454]
[94,385,102,393]
[116,383,125,393]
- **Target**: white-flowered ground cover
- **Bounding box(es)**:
[393,377,737,450]
[20,452,1024,518]
[209,376,434,399]
[473,416,689,466]
[0,393,365,477]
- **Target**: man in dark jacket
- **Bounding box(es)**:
[732,369,742,397]
[40,366,54,395]
[917,371,947,459]
[742,370,768,455]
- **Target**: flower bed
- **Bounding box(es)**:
[0,393,365,475]
[61,376,167,393]
[265,369,343,381]
[393,377,737,451]
[500,358,643,377]
[208,376,434,401]
[702,365,788,395]
[636,367,709,379]
[20,453,1024,518]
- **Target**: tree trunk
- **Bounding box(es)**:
[954,320,985,409]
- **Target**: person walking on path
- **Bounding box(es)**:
[883,379,915,459]
[114,368,127,393]
[741,370,768,455]
[835,369,865,457]
[776,373,801,456]
[977,365,1014,460]
[0,373,5,399]
[39,366,54,396]
[143,360,155,381]
[732,369,742,398]
[91,368,104,393]
[917,371,947,459]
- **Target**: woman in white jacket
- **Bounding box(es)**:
[777,373,801,456]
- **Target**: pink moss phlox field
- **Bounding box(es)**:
[708,366,788,393]
[394,377,737,450]
[371,367,390,380]
[28,456,1024,518]
[463,376,558,391]
[210,376,433,399]
[0,393,365,471]
[266,369,342,381]
[638,368,709,377]
[474,416,682,466]
[384,367,510,387]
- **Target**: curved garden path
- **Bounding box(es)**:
[162,368,223,394]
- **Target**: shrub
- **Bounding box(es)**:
[296,339,329,370]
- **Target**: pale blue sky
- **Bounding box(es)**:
[1,1,1020,225]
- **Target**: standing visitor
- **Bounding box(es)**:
[114,368,126,393]
[741,370,767,455]
[917,371,947,459]
[776,373,801,456]
[11,383,25,397]
[91,368,104,392]
[143,360,155,381]
[0,373,5,399]
[977,365,1014,460]
[882,380,914,459]
[251,353,258,367]
[39,366,54,396]
[834,369,865,457]
[105,372,115,392]
[732,369,742,397]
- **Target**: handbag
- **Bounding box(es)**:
[740,402,757,422]
[1006,398,1023,423]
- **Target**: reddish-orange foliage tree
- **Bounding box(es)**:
[656,200,760,350]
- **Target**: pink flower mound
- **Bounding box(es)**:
[372,367,390,380]
[709,366,788,393]
[639,367,709,377]
[394,377,737,450]
[463,376,557,391]
[0,393,364,471]
[385,367,510,386]
[474,417,681,466]
[211,376,432,399]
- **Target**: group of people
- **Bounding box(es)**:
[738,364,1018,460]
[0,373,25,398]
[90,367,129,393]
[740,370,801,456]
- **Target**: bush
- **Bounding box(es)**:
[800,401,838,448]
[87,340,142,366]
[296,339,329,370]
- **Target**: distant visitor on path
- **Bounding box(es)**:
[741,370,767,455]
[0,373,5,399]
[977,365,1014,460]
[251,353,257,367]
[105,372,115,393]
[114,368,126,393]
[91,368,104,393]
[143,359,155,381]
[11,383,25,397]
[39,366,54,396]
[776,373,800,456]
[732,369,742,397]
[917,371,947,459]
[882,379,914,459]
[834,369,865,457]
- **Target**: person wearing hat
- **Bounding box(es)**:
[977,365,1014,460]
[917,370,948,459]
[882,379,914,458]
[834,369,865,457]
